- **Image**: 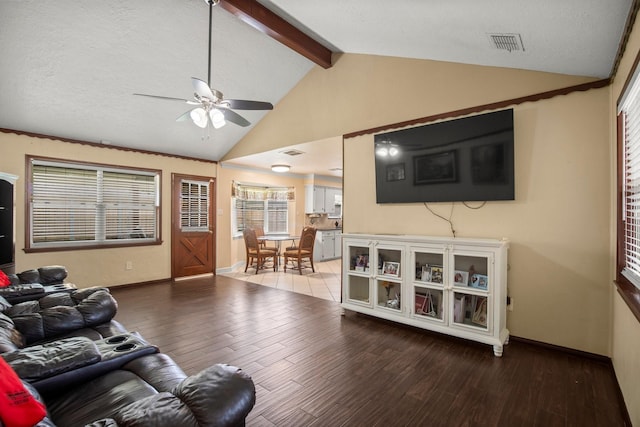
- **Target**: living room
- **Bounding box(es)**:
[1,1,640,425]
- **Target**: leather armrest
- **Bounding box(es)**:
[113,364,256,426]
[2,337,101,381]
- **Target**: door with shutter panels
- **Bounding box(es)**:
[171,174,215,278]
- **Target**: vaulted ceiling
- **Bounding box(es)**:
[0,0,634,171]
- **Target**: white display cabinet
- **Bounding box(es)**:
[342,234,509,356]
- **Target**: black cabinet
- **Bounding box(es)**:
[0,174,17,274]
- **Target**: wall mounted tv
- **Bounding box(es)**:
[374,109,515,203]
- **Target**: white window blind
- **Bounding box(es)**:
[231,182,294,236]
[29,158,160,249]
[621,73,640,290]
[180,180,209,231]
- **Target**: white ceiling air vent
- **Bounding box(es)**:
[488,33,525,52]
[281,149,305,156]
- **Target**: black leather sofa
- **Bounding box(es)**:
[0,265,74,304]
[0,282,255,426]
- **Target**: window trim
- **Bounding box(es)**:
[230,182,293,238]
[25,156,162,252]
[231,197,290,238]
[616,70,640,323]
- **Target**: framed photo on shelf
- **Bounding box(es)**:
[382,261,400,277]
[454,270,469,286]
[420,265,431,282]
[470,274,488,290]
[429,266,443,283]
[472,297,488,327]
[354,254,368,272]
[414,293,427,314]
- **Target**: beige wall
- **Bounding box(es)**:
[225,54,596,160]
[610,8,640,424]
[0,132,216,288]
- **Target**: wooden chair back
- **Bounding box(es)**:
[299,227,317,253]
[243,228,260,253]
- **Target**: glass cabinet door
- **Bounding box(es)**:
[344,241,372,306]
[411,246,446,322]
[450,252,492,331]
[373,242,404,313]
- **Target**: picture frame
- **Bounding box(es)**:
[382,261,400,277]
[453,270,469,286]
[354,254,368,272]
[413,150,457,185]
[472,297,488,327]
[429,265,443,284]
[414,293,427,314]
[470,274,489,290]
[420,265,431,282]
[386,163,405,182]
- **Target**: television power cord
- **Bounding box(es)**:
[424,202,456,237]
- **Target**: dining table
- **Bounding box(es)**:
[257,234,300,270]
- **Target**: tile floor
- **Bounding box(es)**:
[219,258,342,302]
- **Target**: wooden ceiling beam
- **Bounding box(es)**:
[219,0,333,69]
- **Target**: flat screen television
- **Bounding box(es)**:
[374,109,514,203]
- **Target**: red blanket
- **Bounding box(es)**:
[0,358,46,427]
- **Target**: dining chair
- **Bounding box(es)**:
[254,226,275,250]
[243,228,278,274]
[283,226,317,274]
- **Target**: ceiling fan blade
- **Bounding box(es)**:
[133,93,195,104]
[192,77,217,99]
[226,99,274,110]
[176,110,192,122]
[221,109,251,127]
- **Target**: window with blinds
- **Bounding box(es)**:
[27,157,160,250]
[231,182,294,236]
[620,69,640,290]
[180,180,209,231]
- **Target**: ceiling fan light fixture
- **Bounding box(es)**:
[388,147,399,156]
[271,164,290,173]
[209,108,226,129]
[190,108,208,128]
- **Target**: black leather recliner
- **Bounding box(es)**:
[0,283,256,426]
[0,265,71,303]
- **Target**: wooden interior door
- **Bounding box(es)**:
[171,174,215,278]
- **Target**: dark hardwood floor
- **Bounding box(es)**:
[110,276,628,427]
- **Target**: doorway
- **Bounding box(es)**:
[171,173,216,278]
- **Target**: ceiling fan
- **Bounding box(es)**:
[133,0,273,129]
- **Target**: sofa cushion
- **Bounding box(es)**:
[45,369,161,426]
[6,289,118,345]
[37,266,67,285]
[2,337,101,381]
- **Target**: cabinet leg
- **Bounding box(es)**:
[504,336,510,345]
[493,345,503,357]
[340,307,346,316]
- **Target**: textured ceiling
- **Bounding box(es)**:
[0,0,634,174]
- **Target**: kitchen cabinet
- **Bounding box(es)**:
[305,185,342,216]
[314,229,342,261]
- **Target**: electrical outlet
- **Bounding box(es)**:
[125,261,133,270]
